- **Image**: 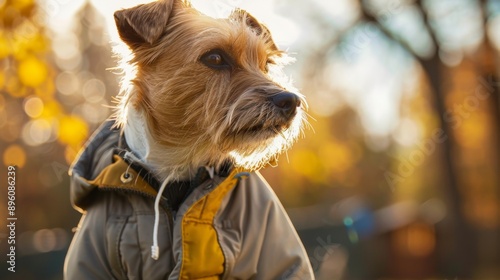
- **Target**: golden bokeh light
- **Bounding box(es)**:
[5,77,29,98]
[10,0,34,12]
[40,100,62,118]
[58,115,89,147]
[0,35,9,58]
[17,55,48,87]
[0,71,5,89]
[455,113,489,148]
[24,95,44,118]
[3,144,27,168]
[21,119,53,146]
[291,149,322,179]
[320,143,358,173]
[56,71,80,96]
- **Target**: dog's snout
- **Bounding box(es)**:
[271,92,301,117]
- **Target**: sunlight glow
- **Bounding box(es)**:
[324,26,412,139]
[86,0,300,48]
[311,0,360,30]
[487,15,500,50]
[392,118,421,147]
[192,0,300,47]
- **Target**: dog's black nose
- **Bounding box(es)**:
[271,92,301,118]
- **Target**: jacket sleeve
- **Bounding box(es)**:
[218,172,315,280]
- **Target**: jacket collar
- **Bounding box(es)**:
[69,120,233,212]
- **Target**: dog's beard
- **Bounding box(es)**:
[226,110,304,170]
[207,89,305,170]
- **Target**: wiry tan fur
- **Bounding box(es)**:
[113,0,306,181]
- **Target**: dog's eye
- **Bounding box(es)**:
[207,54,223,65]
[200,49,232,70]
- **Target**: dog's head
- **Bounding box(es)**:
[114,0,306,173]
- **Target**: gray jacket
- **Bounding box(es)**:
[64,121,314,279]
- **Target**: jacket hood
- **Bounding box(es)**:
[68,120,232,213]
[69,121,119,211]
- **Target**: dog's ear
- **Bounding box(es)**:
[230,9,278,51]
[114,0,174,47]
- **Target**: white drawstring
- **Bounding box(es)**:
[151,173,174,260]
[150,167,214,260]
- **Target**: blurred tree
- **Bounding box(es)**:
[359,0,475,276]
[0,1,116,279]
[267,0,500,278]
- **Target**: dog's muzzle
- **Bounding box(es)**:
[270,92,301,119]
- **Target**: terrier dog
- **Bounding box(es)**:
[114,0,306,180]
[65,0,313,278]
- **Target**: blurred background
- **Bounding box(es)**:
[1,0,499,279]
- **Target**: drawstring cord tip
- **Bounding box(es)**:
[151,245,159,260]
[151,174,174,261]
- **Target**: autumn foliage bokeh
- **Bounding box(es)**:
[1,0,500,279]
